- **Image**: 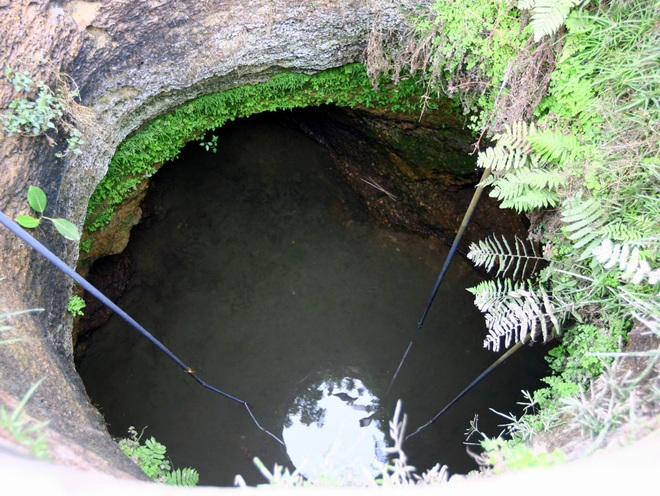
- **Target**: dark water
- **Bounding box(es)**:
[77,112,548,486]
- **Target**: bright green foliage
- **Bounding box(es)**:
[479,437,565,473]
[85,64,428,232]
[518,0,584,42]
[198,134,218,153]
[1,65,84,157]
[0,378,51,460]
[79,238,92,253]
[464,0,658,451]
[66,295,86,317]
[533,322,628,409]
[117,426,199,486]
[418,0,531,130]
[477,122,570,212]
[15,186,80,241]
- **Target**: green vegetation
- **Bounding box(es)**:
[66,295,86,317]
[462,0,658,455]
[116,426,199,487]
[198,133,219,153]
[369,0,657,470]
[15,186,81,241]
[85,64,431,232]
[1,65,87,157]
[71,0,656,482]
[0,310,51,460]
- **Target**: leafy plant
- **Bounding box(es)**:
[518,0,585,42]
[85,63,426,232]
[0,378,51,460]
[15,186,80,241]
[468,235,546,280]
[0,312,50,460]
[66,295,86,317]
[116,426,199,487]
[468,279,561,351]
[1,65,86,157]
[477,122,570,212]
[198,134,218,153]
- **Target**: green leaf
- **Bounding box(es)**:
[15,215,40,228]
[27,186,47,213]
[49,218,80,241]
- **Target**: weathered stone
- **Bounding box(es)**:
[0,0,427,477]
[289,106,527,251]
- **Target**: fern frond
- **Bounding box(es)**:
[561,194,607,255]
[487,167,562,212]
[492,121,538,153]
[468,235,546,279]
[593,238,660,285]
[477,122,538,171]
[527,128,580,164]
[477,146,529,172]
[468,280,562,352]
[600,218,657,242]
[468,236,542,279]
[527,0,582,42]
[167,467,200,487]
[517,0,536,9]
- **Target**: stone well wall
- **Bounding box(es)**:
[0,0,424,475]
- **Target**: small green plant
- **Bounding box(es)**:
[79,238,92,253]
[1,65,86,157]
[465,414,565,474]
[198,134,218,153]
[117,426,199,487]
[66,295,86,317]
[15,186,80,241]
[0,378,51,460]
[0,310,51,460]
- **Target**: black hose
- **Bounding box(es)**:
[405,340,523,441]
[0,210,284,445]
[417,167,491,328]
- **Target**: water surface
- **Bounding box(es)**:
[77,112,548,486]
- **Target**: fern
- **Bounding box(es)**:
[483,166,564,212]
[518,0,583,42]
[167,468,200,487]
[593,239,660,285]
[492,121,538,154]
[600,218,657,242]
[477,122,537,172]
[468,235,547,279]
[527,128,580,164]
[476,122,565,212]
[468,280,562,352]
[561,194,607,256]
[136,438,170,479]
[477,146,529,172]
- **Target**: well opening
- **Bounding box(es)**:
[74,107,549,486]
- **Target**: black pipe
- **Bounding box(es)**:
[417,168,491,328]
[405,340,523,441]
[0,210,285,445]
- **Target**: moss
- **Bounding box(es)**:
[85,63,432,232]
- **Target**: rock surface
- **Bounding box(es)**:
[0,0,424,478]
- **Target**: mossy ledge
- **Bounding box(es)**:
[85,63,447,233]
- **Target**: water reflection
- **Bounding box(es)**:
[283,376,387,484]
